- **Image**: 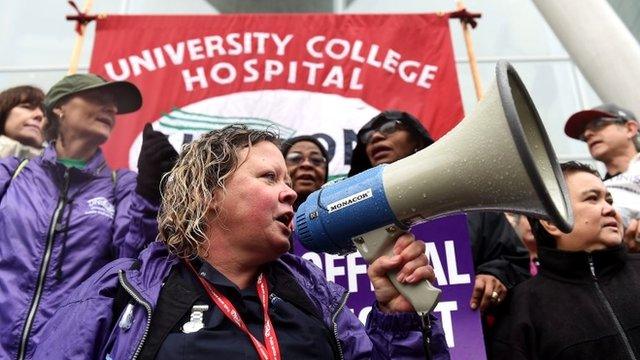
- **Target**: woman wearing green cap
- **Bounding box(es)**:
[0,73,177,360]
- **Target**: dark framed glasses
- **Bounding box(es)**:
[285,152,327,167]
[579,117,628,141]
[359,119,405,145]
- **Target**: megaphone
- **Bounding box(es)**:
[295,60,574,315]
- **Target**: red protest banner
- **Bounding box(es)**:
[89,13,464,174]
[88,14,482,358]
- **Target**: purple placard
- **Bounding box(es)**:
[293,213,486,359]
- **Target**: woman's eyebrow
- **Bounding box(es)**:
[579,188,603,197]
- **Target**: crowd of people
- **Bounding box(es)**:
[0,72,639,360]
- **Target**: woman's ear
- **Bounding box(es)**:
[207,191,220,214]
[52,107,63,118]
[207,199,217,214]
[540,219,563,237]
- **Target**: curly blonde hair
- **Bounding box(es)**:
[158,124,280,258]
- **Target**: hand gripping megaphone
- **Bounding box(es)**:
[295,61,574,315]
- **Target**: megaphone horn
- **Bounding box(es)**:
[384,61,573,233]
[295,60,574,315]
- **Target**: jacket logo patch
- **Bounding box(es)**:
[85,197,115,219]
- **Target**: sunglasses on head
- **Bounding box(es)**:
[579,117,628,141]
[285,152,327,167]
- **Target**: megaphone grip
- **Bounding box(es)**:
[353,225,441,315]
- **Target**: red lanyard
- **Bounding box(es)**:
[185,261,281,360]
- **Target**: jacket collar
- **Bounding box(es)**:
[161,256,325,323]
[123,244,346,320]
[0,135,42,157]
[41,143,111,177]
[538,245,627,282]
[124,242,179,306]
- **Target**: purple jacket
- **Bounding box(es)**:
[0,145,158,360]
[34,241,450,359]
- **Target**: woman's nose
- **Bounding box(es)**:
[281,184,298,205]
[32,107,44,121]
[603,201,616,217]
[369,130,386,144]
[299,157,315,168]
[105,103,118,114]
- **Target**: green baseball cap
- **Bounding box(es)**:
[44,73,142,116]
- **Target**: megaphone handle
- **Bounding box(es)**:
[353,225,442,315]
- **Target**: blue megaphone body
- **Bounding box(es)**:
[296,166,400,255]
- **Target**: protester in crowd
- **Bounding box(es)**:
[281,135,329,210]
[565,103,640,250]
[0,85,46,159]
[491,161,640,359]
[506,213,538,275]
[605,161,640,233]
[600,129,640,245]
[349,110,531,312]
[0,73,176,360]
[281,136,329,252]
[33,125,450,360]
[604,126,640,251]
[565,103,639,180]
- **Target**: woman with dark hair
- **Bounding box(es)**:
[349,110,531,312]
[281,135,329,209]
[34,125,446,360]
[492,162,640,359]
[0,73,174,360]
[0,85,46,159]
[349,110,433,177]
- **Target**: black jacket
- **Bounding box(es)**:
[467,212,530,289]
[491,245,640,360]
[136,260,340,360]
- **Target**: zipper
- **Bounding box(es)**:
[588,255,637,360]
[17,168,70,360]
[421,314,433,360]
[330,291,349,360]
[118,270,153,360]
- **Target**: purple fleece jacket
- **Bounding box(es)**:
[0,145,158,359]
[33,242,450,359]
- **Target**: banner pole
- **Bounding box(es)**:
[455,1,483,100]
[67,0,95,75]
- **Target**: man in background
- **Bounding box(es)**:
[564,103,638,180]
[566,104,640,246]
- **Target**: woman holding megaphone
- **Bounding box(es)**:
[33,125,449,360]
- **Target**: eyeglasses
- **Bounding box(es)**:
[285,152,327,167]
[579,117,628,141]
[359,119,405,145]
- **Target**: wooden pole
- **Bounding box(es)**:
[456,0,483,101]
[68,0,95,75]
